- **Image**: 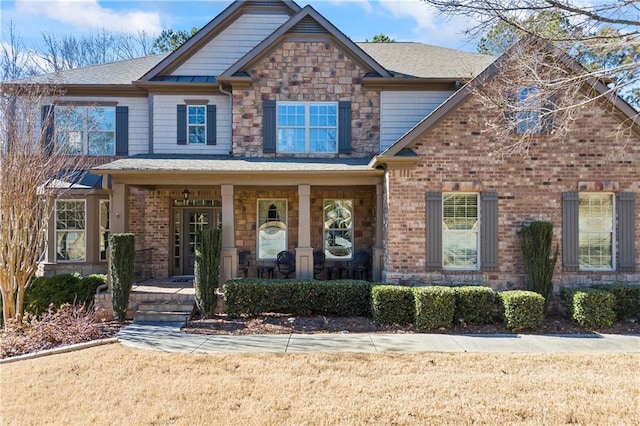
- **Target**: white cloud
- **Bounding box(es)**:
[14,0,163,36]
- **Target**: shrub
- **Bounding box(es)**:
[519,221,558,308]
[24,274,106,316]
[194,228,222,318]
[498,290,545,331]
[591,284,640,320]
[413,286,455,330]
[1,304,101,358]
[110,233,135,323]
[452,286,495,324]
[561,288,615,329]
[371,285,414,325]
[223,279,371,317]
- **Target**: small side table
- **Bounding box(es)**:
[257,265,275,279]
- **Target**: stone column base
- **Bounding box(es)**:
[295,247,314,280]
[221,247,238,283]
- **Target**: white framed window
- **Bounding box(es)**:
[257,199,287,260]
[516,87,540,134]
[324,199,353,260]
[99,200,110,262]
[277,102,337,153]
[442,193,479,270]
[579,193,615,270]
[187,105,206,144]
[55,106,115,155]
[56,200,86,262]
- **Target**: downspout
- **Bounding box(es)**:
[218,83,233,156]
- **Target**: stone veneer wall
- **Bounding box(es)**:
[384,96,640,291]
[231,41,380,157]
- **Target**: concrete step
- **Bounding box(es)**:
[134,310,191,323]
[137,302,194,313]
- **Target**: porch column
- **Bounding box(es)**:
[111,183,129,233]
[296,184,313,279]
[44,195,56,265]
[372,183,384,282]
[221,184,237,282]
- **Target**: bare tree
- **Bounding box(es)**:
[0,21,38,81]
[114,30,155,60]
[0,83,92,324]
[420,0,640,154]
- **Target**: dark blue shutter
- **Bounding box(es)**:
[206,104,216,146]
[425,192,443,271]
[338,101,351,154]
[480,192,498,271]
[41,105,54,156]
[177,104,187,145]
[617,192,636,272]
[115,106,128,156]
[263,100,276,153]
[562,192,579,271]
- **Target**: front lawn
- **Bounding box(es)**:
[1,344,638,425]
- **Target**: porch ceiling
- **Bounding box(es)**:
[92,155,383,187]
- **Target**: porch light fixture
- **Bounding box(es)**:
[183,189,190,200]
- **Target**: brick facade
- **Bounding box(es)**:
[231,41,380,158]
[384,94,640,291]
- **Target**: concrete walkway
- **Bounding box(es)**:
[118,322,640,354]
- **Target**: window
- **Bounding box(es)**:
[442,193,479,270]
[99,200,110,262]
[56,200,86,261]
[277,102,337,153]
[579,193,614,270]
[188,105,206,144]
[516,87,540,134]
[257,200,287,260]
[55,106,115,155]
[324,200,353,260]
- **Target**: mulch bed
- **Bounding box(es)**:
[183,313,640,336]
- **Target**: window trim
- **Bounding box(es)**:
[578,192,616,272]
[442,192,480,271]
[187,105,207,145]
[276,101,338,153]
[256,199,288,261]
[55,199,87,263]
[323,199,354,261]
[54,105,116,155]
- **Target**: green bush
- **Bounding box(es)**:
[194,228,222,318]
[452,286,495,324]
[223,279,371,317]
[110,233,135,323]
[498,290,545,331]
[519,221,558,309]
[413,286,455,330]
[24,274,106,315]
[371,285,414,325]
[591,284,640,320]
[561,288,615,329]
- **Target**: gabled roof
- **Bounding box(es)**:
[140,0,301,81]
[220,5,392,78]
[373,36,640,162]
[356,42,493,79]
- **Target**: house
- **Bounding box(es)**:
[14,0,638,294]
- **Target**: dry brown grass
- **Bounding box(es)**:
[1,344,638,425]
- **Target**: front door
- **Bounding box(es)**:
[183,209,212,275]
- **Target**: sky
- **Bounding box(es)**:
[0,0,481,53]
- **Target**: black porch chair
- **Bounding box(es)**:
[345,251,370,280]
[313,250,325,279]
[276,250,296,278]
[238,250,250,278]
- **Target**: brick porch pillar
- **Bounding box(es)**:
[372,183,384,282]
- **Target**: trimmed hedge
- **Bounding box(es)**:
[498,290,545,331]
[223,279,372,317]
[413,286,456,330]
[24,273,106,315]
[561,288,616,329]
[591,284,640,321]
[371,285,414,325]
[452,286,495,324]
